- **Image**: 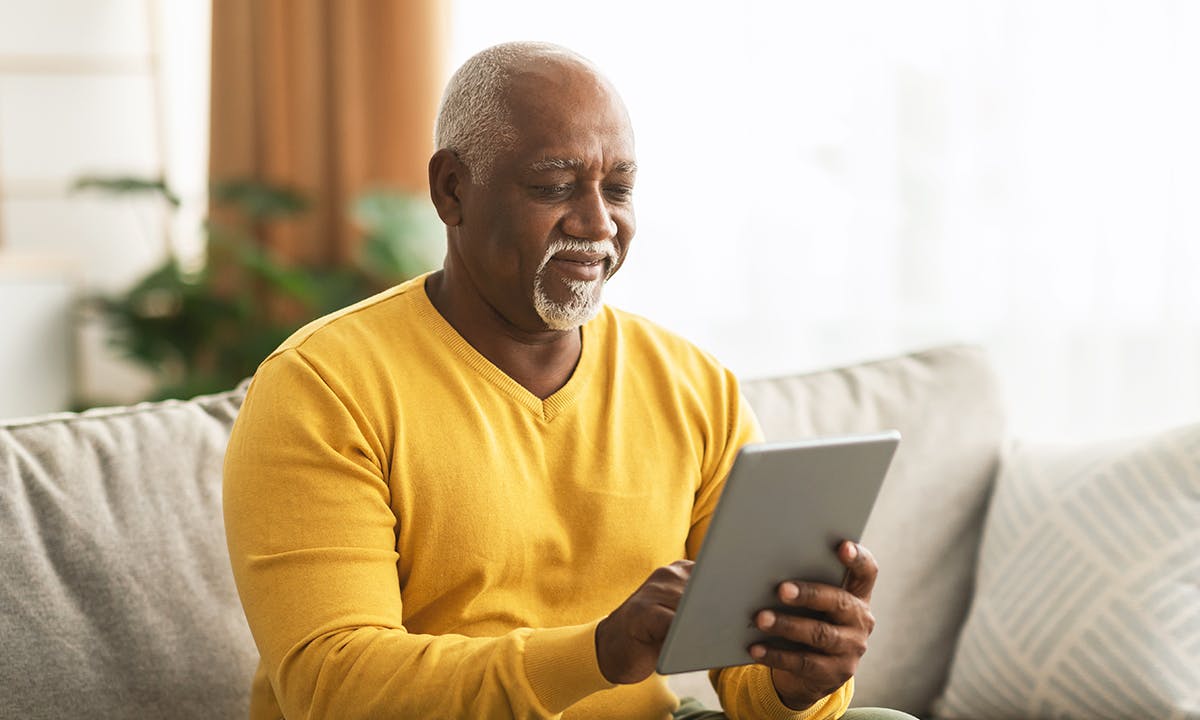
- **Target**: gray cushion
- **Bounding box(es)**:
[933,425,1200,720]
[741,345,1006,716]
[0,385,256,720]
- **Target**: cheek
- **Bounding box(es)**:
[504,203,555,238]
[616,210,636,252]
[487,207,543,258]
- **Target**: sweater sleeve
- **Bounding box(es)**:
[686,375,764,560]
[711,669,853,720]
[222,351,614,720]
[685,374,854,720]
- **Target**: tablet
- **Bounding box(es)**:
[656,431,900,675]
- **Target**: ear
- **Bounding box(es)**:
[428,149,467,227]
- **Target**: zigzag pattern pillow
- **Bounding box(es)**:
[933,424,1200,720]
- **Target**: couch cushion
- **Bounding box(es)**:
[932,423,1200,720]
[740,345,1006,716]
[0,385,256,720]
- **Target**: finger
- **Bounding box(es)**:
[643,562,694,608]
[648,561,693,585]
[648,560,693,585]
[668,559,695,576]
[748,642,840,678]
[755,611,863,656]
[775,582,869,626]
[838,542,878,601]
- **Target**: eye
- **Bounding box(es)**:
[604,185,634,202]
[532,183,573,199]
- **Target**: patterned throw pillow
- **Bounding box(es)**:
[933,424,1200,720]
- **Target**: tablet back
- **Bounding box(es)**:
[657,431,900,675]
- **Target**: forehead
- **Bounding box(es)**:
[502,63,636,170]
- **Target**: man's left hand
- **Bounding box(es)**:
[748,541,878,711]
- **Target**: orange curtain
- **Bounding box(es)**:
[209,0,447,265]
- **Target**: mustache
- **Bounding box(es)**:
[539,238,619,277]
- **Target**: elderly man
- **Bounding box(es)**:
[224,42,913,720]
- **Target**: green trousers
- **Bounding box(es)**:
[673,697,918,720]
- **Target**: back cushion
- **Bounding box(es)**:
[741,345,1006,716]
[0,386,256,720]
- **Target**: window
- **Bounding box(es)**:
[449,1,1200,439]
[0,0,210,413]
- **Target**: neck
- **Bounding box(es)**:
[424,269,584,400]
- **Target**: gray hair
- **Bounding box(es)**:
[433,41,593,183]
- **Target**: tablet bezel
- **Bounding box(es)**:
[655,431,900,675]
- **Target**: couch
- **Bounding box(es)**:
[2,344,1195,719]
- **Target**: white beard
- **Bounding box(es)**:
[533,238,617,330]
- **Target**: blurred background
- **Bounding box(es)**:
[0,0,1197,442]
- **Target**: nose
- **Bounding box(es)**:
[562,185,618,242]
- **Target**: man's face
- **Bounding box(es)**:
[454,62,637,332]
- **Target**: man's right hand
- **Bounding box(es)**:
[594,560,693,684]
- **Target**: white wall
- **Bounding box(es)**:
[0,0,210,415]
[0,257,75,418]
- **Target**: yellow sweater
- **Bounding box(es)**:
[223,275,852,720]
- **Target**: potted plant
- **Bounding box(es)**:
[73,176,441,404]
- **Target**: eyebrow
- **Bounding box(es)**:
[527,158,638,174]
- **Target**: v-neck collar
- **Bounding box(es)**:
[413,279,600,423]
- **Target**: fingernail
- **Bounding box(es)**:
[749,645,766,659]
[781,583,799,600]
[757,610,776,629]
[846,542,858,560]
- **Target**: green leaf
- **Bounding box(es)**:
[353,189,443,281]
[211,179,309,220]
[78,178,442,409]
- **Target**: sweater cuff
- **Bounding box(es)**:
[523,619,616,713]
[750,668,854,720]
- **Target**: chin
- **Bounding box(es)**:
[533,278,605,330]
